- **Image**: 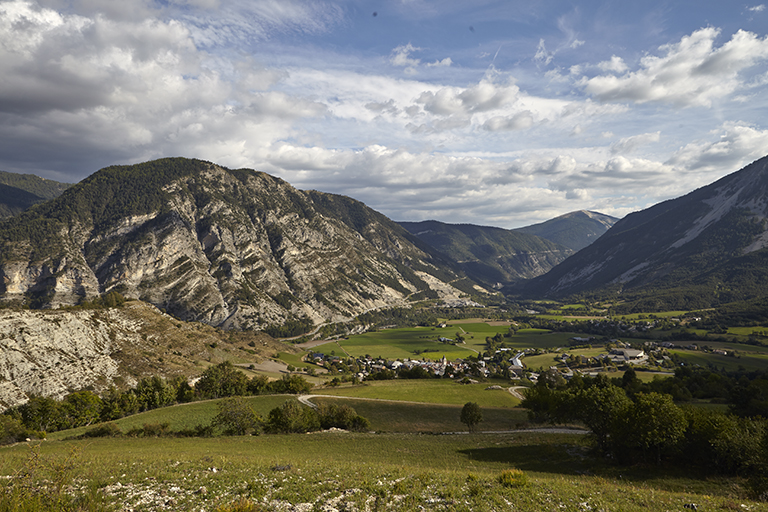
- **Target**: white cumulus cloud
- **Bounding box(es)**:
[610,132,661,154]
[582,27,768,107]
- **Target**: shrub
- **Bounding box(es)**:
[80,422,122,438]
[265,400,320,434]
[0,415,43,445]
[497,469,528,488]
[127,422,171,437]
[212,397,262,436]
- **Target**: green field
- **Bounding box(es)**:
[670,349,768,371]
[312,397,529,432]
[335,321,610,363]
[617,310,691,320]
[338,326,480,360]
[314,379,520,408]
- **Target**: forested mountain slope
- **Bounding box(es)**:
[513,210,618,251]
[399,220,573,287]
[0,170,69,217]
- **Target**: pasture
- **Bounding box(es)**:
[314,379,521,408]
[337,321,585,362]
[670,348,768,372]
[338,326,479,360]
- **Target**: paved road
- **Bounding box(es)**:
[508,386,527,400]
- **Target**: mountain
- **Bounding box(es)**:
[513,210,619,251]
[0,170,69,217]
[524,156,768,311]
[0,158,474,331]
[398,220,573,287]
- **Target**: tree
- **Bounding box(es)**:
[521,384,556,423]
[460,402,483,433]
[212,397,262,435]
[616,392,687,464]
[195,361,248,399]
[573,384,632,454]
[59,391,102,429]
[317,403,371,432]
[15,396,61,432]
[134,376,175,411]
[247,374,270,395]
[265,400,320,434]
[268,374,313,394]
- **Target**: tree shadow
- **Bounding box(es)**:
[458,440,714,487]
[458,442,593,475]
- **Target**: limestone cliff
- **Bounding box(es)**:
[0,301,288,411]
[0,158,470,331]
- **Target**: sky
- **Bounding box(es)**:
[1,1,768,228]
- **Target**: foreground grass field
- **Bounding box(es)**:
[3,431,766,512]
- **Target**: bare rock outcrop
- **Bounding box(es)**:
[0,158,470,331]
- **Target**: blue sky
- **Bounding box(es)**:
[1,0,767,227]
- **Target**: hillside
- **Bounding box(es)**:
[0,170,69,217]
[398,220,573,287]
[0,300,291,411]
[0,158,472,331]
[524,156,768,311]
[513,210,618,251]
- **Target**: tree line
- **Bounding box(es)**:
[77,397,370,439]
[521,370,768,497]
[0,362,314,443]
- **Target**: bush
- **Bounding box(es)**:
[80,422,122,438]
[176,424,215,438]
[0,415,42,445]
[317,403,371,432]
[265,400,320,434]
[497,469,528,488]
[127,422,171,437]
[212,397,262,436]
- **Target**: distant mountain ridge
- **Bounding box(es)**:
[0,170,69,217]
[525,156,768,311]
[0,158,474,330]
[514,210,618,251]
[399,220,573,287]
[398,210,617,287]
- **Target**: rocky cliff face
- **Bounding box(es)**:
[0,301,287,411]
[0,159,469,330]
[524,156,768,307]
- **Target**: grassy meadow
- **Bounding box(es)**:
[313,379,521,408]
[335,321,582,363]
[4,427,767,512]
